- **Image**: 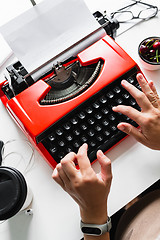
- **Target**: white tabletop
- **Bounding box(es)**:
[0,1,160,240]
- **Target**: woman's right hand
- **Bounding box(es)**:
[113,73,160,150]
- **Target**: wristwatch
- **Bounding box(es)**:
[80,217,112,236]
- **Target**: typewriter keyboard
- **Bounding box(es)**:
[42,67,141,164]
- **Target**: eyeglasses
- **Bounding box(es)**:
[110,0,158,23]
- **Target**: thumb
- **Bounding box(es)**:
[97,150,112,184]
[117,122,146,143]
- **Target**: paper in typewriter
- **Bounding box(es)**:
[0,0,106,80]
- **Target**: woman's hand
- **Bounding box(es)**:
[113,73,160,150]
[52,143,112,225]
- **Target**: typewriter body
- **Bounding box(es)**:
[0,13,142,169]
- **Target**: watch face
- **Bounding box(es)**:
[82,227,101,235]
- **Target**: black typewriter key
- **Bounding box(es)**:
[58,152,65,159]
[130,98,136,106]
[122,93,130,99]
[97,135,103,142]
[63,122,71,130]
[127,77,134,84]
[102,119,109,126]
[66,134,73,141]
[56,128,63,136]
[71,117,78,125]
[109,103,116,109]
[104,130,110,137]
[66,146,74,153]
[102,108,109,115]
[50,146,57,154]
[73,140,81,148]
[109,114,116,121]
[116,98,123,104]
[86,107,93,114]
[95,124,102,132]
[95,113,102,120]
[88,118,95,125]
[73,128,81,136]
[136,83,141,90]
[87,129,95,137]
[113,86,121,94]
[110,125,117,131]
[48,134,56,141]
[78,112,86,119]
[106,91,114,99]
[81,135,88,143]
[89,141,96,147]
[80,124,88,131]
[92,101,100,109]
[58,140,65,147]
[99,96,107,104]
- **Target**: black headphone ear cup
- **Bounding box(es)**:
[0,166,27,220]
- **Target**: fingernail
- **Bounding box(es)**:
[121,80,128,86]
[79,143,88,153]
[97,149,104,157]
[137,73,144,80]
[52,168,57,177]
[82,143,88,149]
[118,125,125,131]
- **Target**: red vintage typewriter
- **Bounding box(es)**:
[0,12,142,169]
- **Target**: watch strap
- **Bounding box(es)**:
[80,216,112,236]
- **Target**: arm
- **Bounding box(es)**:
[52,143,112,240]
[113,73,160,150]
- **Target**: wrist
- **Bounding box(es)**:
[80,205,108,225]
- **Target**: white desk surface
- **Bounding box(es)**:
[0,1,160,240]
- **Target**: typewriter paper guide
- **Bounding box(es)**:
[0,0,106,80]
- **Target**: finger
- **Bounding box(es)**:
[148,80,158,96]
[121,79,152,111]
[60,152,78,180]
[112,105,142,126]
[136,74,159,108]
[55,163,70,189]
[117,122,147,144]
[96,150,112,184]
[52,166,65,188]
[148,80,160,107]
[77,143,92,173]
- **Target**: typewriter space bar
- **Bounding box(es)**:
[88,131,126,162]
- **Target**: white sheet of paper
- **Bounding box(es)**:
[0,0,105,79]
[0,34,13,68]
